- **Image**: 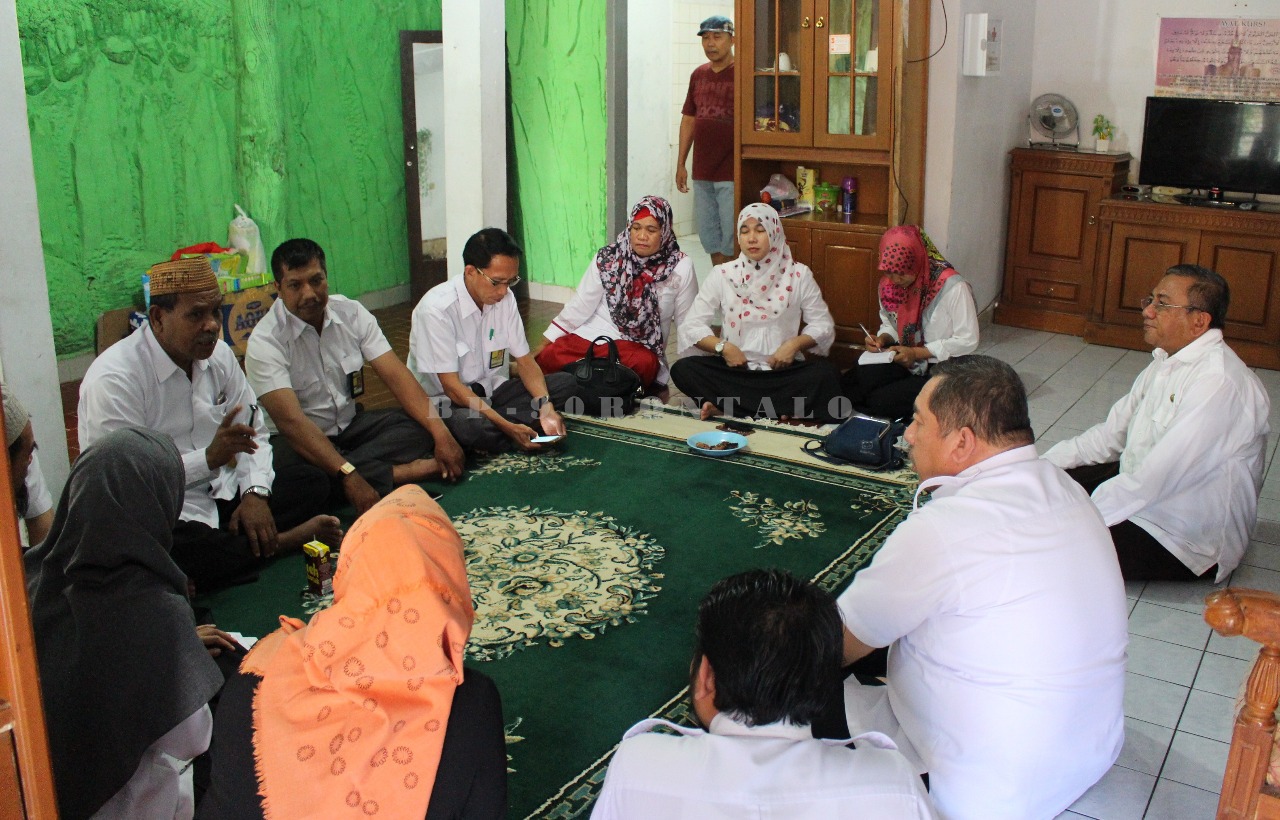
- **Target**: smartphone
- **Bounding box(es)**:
[530,435,564,444]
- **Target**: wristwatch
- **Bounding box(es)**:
[714,338,727,356]
[532,395,550,412]
[245,485,272,500]
[338,461,357,477]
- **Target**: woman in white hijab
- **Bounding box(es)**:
[673,203,842,422]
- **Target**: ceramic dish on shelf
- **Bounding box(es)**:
[686,431,748,457]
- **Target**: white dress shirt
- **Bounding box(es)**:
[78,324,273,527]
[591,713,937,819]
[876,275,980,371]
[678,264,835,367]
[1044,329,1270,580]
[20,453,53,548]
[544,257,699,385]
[839,446,1128,820]
[409,275,531,402]
[245,295,393,436]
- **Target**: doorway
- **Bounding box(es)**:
[399,30,447,304]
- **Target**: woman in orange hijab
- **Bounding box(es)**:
[199,486,506,819]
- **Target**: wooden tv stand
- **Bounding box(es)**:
[1085,198,1280,369]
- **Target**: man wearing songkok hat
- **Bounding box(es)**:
[677,14,736,266]
[245,238,465,518]
[3,383,54,548]
[78,256,341,593]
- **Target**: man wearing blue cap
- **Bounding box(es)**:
[677,15,736,267]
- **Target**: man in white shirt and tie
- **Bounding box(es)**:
[78,257,340,593]
[1045,264,1270,581]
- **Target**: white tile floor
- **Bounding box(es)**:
[974,322,1280,820]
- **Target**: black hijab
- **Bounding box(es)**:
[24,427,223,819]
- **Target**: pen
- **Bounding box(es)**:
[247,404,258,428]
[859,323,878,349]
[489,328,494,340]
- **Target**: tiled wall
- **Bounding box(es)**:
[670,1,735,239]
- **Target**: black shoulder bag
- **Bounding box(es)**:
[563,336,643,417]
[802,413,906,471]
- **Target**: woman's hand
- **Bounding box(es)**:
[722,342,748,368]
[889,346,927,369]
[768,339,800,370]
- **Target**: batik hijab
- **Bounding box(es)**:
[877,225,957,348]
[24,428,222,820]
[596,195,686,356]
[720,202,806,333]
[244,485,474,820]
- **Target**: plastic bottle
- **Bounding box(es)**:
[842,177,858,214]
[228,205,267,275]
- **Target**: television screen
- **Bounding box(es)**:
[1138,97,1280,197]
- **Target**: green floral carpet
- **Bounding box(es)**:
[195,413,915,818]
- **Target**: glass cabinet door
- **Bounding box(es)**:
[814,0,893,149]
[743,0,814,146]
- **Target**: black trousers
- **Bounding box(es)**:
[271,407,436,506]
[840,362,927,421]
[442,371,580,452]
[1064,461,1211,581]
[670,356,845,422]
[197,667,507,819]
[171,464,328,595]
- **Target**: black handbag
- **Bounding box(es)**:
[802,413,906,470]
[563,336,643,417]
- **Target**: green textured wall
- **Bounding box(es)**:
[19,0,606,356]
[506,0,607,288]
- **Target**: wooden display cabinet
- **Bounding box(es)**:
[1087,198,1280,367]
[994,148,1130,335]
[735,0,928,366]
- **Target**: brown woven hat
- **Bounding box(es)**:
[148,256,219,297]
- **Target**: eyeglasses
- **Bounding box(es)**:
[474,268,521,288]
[1140,296,1203,313]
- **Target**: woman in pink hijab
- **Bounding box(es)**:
[840,225,978,420]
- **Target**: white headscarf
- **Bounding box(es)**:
[719,203,806,334]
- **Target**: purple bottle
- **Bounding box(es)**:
[842,176,858,214]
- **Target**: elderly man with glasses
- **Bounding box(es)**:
[409,227,579,453]
[1045,264,1270,581]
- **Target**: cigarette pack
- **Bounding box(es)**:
[303,540,333,596]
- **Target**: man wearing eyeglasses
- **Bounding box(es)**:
[246,238,466,517]
[1045,264,1269,581]
[409,227,579,453]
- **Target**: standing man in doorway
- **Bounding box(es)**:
[677,15,736,267]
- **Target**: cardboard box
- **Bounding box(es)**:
[95,307,146,355]
[220,283,278,356]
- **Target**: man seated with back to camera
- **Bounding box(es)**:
[1045,264,1269,581]
[836,355,1127,820]
[245,238,465,517]
[77,257,340,593]
[592,568,936,819]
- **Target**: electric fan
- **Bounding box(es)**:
[1028,93,1080,149]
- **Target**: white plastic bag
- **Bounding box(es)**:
[228,205,267,275]
[760,173,800,201]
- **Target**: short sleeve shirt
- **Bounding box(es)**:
[245,296,392,436]
[682,62,735,182]
[408,275,530,401]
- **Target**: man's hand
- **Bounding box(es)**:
[767,339,800,370]
[722,342,749,368]
[197,624,239,657]
[342,470,381,515]
[206,404,258,470]
[505,421,542,452]
[676,165,689,194]
[538,404,567,437]
[229,493,277,558]
[434,429,466,482]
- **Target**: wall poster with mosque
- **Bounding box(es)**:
[1156,17,1280,100]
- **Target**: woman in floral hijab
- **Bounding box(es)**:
[536,195,698,394]
[673,202,843,422]
[840,225,979,420]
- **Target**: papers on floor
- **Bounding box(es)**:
[858,350,896,365]
[228,631,258,650]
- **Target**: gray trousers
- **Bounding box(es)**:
[442,371,580,452]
